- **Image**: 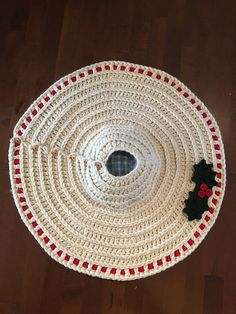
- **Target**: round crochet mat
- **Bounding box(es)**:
[9,61,226,280]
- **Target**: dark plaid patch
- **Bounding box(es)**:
[106,151,137,176]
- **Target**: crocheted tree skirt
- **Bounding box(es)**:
[9,61,226,280]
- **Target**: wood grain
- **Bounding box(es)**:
[0,0,235,313]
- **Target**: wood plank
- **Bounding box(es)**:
[0,0,235,313]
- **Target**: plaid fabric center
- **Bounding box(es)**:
[106,151,137,176]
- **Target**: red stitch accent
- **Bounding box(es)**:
[113,65,118,70]
[14,159,20,165]
[129,268,135,275]
[148,263,154,270]
[110,268,116,274]
[44,236,49,243]
[196,105,201,111]
[14,150,20,156]
[73,258,79,265]
[32,109,38,116]
[216,154,221,159]
[217,163,222,169]
[182,245,187,251]
[16,178,21,184]
[50,90,56,95]
[212,198,217,205]
[166,255,171,262]
[71,76,77,82]
[21,123,27,129]
[101,267,107,272]
[199,223,205,230]
[20,197,26,202]
[205,215,210,222]
[156,74,161,80]
[164,77,169,83]
[57,85,61,90]
[217,182,221,187]
[190,98,195,104]
[121,65,126,71]
[14,139,21,147]
[37,229,43,236]
[17,187,23,193]
[212,135,218,141]
[207,120,212,125]
[188,239,194,246]
[22,205,29,211]
[15,169,20,174]
[27,212,33,219]
[65,254,70,261]
[45,97,50,102]
[177,87,182,92]
[210,127,216,132]
[14,157,20,165]
[215,191,220,196]
[174,250,180,257]
[217,173,222,179]
[79,73,85,78]
[171,81,176,86]
[209,207,214,214]
[26,116,32,122]
[157,259,163,266]
[129,66,135,72]
[17,130,23,136]
[64,81,68,86]
[147,71,153,76]
[183,92,189,98]
[32,221,38,228]
[96,66,102,72]
[92,264,98,270]
[138,68,144,74]
[38,103,44,109]
[194,231,200,238]
[50,243,56,250]
[138,266,144,272]
[57,250,62,257]
[82,261,88,268]
[88,69,93,75]
[214,144,220,150]
[105,65,110,70]
[120,269,125,275]
[202,112,207,118]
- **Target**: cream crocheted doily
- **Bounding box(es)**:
[9,61,226,280]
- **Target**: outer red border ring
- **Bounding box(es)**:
[9,61,226,280]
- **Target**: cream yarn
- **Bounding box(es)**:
[9,61,226,280]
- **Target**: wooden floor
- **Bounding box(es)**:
[0,0,235,313]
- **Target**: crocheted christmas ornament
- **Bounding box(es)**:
[9,61,226,280]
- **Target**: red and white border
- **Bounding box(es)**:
[9,61,226,280]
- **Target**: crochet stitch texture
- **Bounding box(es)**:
[9,61,226,280]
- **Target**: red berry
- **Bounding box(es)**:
[200,183,208,191]
[198,190,206,198]
[206,189,213,197]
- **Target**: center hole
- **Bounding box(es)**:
[106,150,137,177]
